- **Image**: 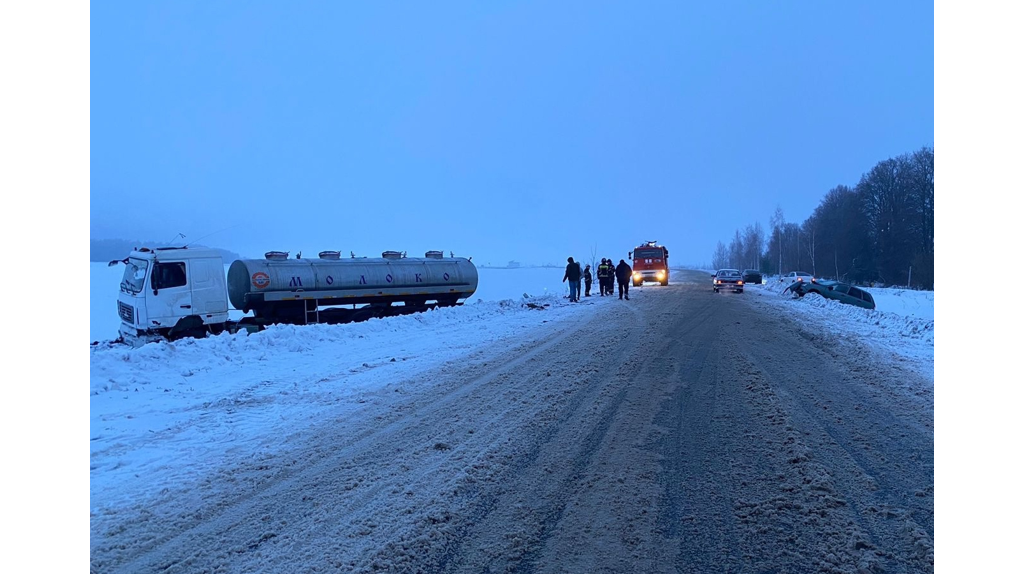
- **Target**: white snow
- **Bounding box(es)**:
[749,277,934,380]
[90,264,934,564]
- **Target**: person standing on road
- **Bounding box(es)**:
[598,258,611,296]
[563,257,582,302]
[616,258,632,300]
[583,264,593,297]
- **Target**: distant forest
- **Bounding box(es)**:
[91,239,243,263]
[711,146,934,289]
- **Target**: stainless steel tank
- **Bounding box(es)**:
[227,255,478,311]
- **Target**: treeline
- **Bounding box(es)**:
[711,146,934,289]
[91,239,243,263]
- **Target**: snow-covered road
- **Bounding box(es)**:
[91,270,933,573]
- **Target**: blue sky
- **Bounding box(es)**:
[90,1,933,266]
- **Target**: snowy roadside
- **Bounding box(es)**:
[90,293,583,515]
[741,279,934,382]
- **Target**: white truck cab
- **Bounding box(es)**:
[116,247,230,344]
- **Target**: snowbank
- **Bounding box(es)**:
[747,279,934,379]
[90,293,573,513]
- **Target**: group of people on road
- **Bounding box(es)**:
[563,257,632,302]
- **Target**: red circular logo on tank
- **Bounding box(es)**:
[251,272,271,289]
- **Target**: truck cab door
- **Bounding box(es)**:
[145,260,193,330]
[189,257,229,321]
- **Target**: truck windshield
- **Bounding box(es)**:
[634,249,664,259]
[121,258,149,294]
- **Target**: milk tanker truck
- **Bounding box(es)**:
[113,246,479,346]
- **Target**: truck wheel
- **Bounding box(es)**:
[168,316,207,341]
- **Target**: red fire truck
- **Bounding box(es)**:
[629,241,670,286]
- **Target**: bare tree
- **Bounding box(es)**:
[769,206,785,275]
[743,222,765,271]
[802,220,817,277]
[706,147,931,287]
[858,156,916,285]
[712,241,729,270]
[729,230,744,269]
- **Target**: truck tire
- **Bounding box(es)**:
[168,316,208,341]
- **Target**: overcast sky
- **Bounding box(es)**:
[90,1,933,266]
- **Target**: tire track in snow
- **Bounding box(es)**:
[92,271,933,573]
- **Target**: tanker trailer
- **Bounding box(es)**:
[114,247,478,346]
[227,250,479,324]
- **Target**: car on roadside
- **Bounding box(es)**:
[742,269,763,285]
[781,271,815,283]
[713,269,744,293]
[784,279,876,310]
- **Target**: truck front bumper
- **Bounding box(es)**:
[633,271,668,284]
[118,323,165,348]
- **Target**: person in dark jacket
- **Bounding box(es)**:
[562,257,582,302]
[607,257,615,294]
[583,264,593,297]
[598,258,612,296]
[615,259,632,300]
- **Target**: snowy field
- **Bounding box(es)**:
[90,264,934,565]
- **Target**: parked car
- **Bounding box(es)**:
[713,269,744,293]
[781,271,815,283]
[742,269,763,285]
[784,279,876,310]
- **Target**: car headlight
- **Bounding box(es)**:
[738,280,744,285]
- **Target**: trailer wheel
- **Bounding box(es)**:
[351,309,375,323]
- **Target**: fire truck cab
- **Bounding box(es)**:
[629,241,670,286]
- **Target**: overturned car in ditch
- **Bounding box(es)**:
[783,279,876,310]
